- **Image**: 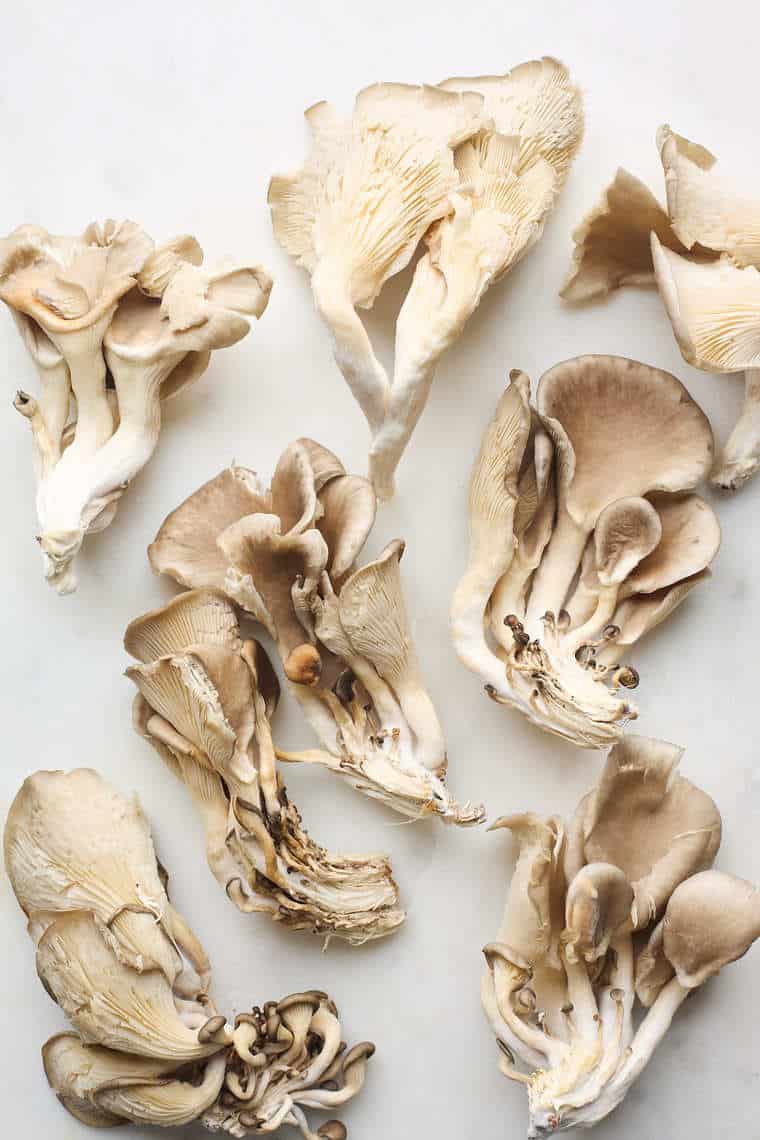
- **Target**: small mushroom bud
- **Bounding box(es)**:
[283,643,322,685]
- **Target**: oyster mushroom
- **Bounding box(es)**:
[451,358,718,747]
[269,59,583,499]
[561,124,760,489]
[481,735,757,1134]
[149,439,483,824]
[0,221,271,592]
[125,588,404,944]
[5,769,375,1137]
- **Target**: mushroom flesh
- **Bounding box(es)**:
[561,125,760,490]
[451,358,718,747]
[149,439,484,824]
[0,221,272,592]
[269,59,583,499]
[482,734,757,1134]
[125,588,404,943]
[4,768,374,1136]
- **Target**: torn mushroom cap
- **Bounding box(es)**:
[658,125,760,270]
[537,356,714,527]
[563,862,634,963]
[651,236,760,374]
[3,767,179,981]
[661,870,760,989]
[566,735,722,930]
[559,168,692,303]
[268,82,484,307]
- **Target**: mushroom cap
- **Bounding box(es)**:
[316,473,376,583]
[593,497,662,587]
[634,917,675,1007]
[563,862,634,962]
[652,236,760,374]
[560,167,693,303]
[662,870,760,989]
[568,735,721,929]
[124,589,241,663]
[148,466,270,594]
[621,492,720,597]
[604,571,710,652]
[440,57,584,186]
[537,355,714,527]
[490,813,566,967]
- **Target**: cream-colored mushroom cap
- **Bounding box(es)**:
[537,356,714,527]
[652,236,760,374]
[662,870,760,989]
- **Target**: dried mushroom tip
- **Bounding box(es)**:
[452,357,718,747]
[5,770,375,1137]
[0,221,272,593]
[125,588,405,944]
[269,61,582,499]
[562,123,760,491]
[148,441,483,826]
[482,736,758,1133]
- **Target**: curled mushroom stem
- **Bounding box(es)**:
[311,265,390,435]
[563,585,620,656]
[14,390,57,478]
[711,368,760,491]
[525,509,588,635]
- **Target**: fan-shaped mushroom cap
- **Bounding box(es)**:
[620,493,720,598]
[567,735,721,928]
[598,571,710,663]
[268,82,484,308]
[563,862,634,963]
[4,768,179,981]
[537,356,714,528]
[42,1035,225,1128]
[148,466,271,603]
[36,911,220,1061]
[662,871,760,989]
[136,234,204,297]
[440,57,584,186]
[560,168,691,303]
[0,221,152,333]
[658,126,760,269]
[124,589,241,663]
[652,236,760,374]
[316,473,376,583]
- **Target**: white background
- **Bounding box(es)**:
[1,2,758,1137]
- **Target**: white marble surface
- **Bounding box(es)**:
[1,2,759,1137]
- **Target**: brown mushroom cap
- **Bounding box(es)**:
[621,492,720,598]
[662,870,760,989]
[563,862,634,962]
[566,735,721,929]
[537,355,714,527]
[148,466,270,593]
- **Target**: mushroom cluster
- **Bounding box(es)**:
[451,358,719,747]
[149,438,483,823]
[269,58,583,498]
[125,589,404,943]
[4,768,373,1137]
[0,221,272,592]
[561,126,760,489]
[482,735,760,1134]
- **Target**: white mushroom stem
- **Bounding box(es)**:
[311,266,390,435]
[524,509,588,634]
[451,565,519,695]
[51,312,115,459]
[711,368,760,490]
[368,360,435,501]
